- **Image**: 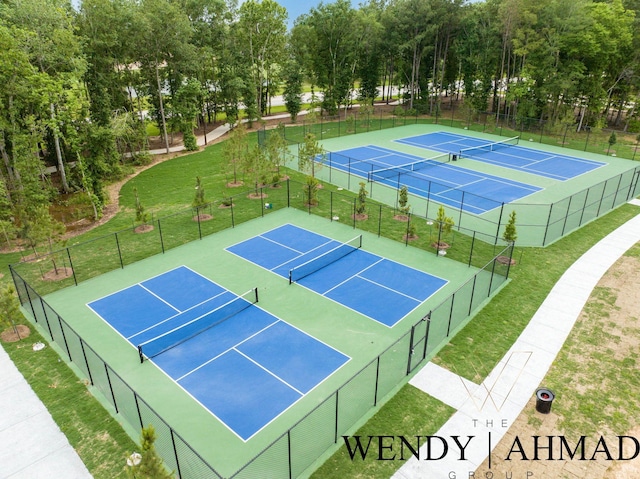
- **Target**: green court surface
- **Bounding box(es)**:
[286,124,640,246]
[42,209,484,476]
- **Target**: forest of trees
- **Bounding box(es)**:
[1,0,639,249]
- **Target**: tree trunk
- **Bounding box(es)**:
[155,64,170,154]
[0,132,16,192]
[50,103,69,193]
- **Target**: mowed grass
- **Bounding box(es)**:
[1,118,639,478]
[541,242,640,438]
[310,386,455,479]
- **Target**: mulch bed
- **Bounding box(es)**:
[351,214,369,221]
[43,267,73,281]
[497,255,516,265]
[1,325,31,343]
[248,192,268,199]
[134,224,154,234]
[192,214,213,222]
[393,214,409,222]
[226,181,244,188]
[403,234,419,242]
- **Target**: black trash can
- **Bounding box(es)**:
[535,388,555,414]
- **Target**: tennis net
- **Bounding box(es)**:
[458,136,520,159]
[367,153,451,182]
[137,288,258,362]
[289,235,362,284]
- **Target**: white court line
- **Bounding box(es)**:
[233,347,305,396]
[127,290,230,341]
[138,284,181,312]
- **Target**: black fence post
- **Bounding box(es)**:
[468,231,476,267]
[230,200,235,227]
[446,293,455,336]
[287,179,290,208]
[115,233,124,269]
[57,316,72,362]
[378,204,382,237]
[468,276,478,316]
[287,430,293,479]
[495,203,505,240]
[67,248,77,286]
[596,180,608,217]
[422,315,431,359]
[561,195,573,236]
[196,208,203,239]
[353,197,357,229]
[79,340,94,386]
[157,220,165,253]
[170,430,183,479]
[611,174,623,208]
[374,356,380,406]
[334,391,339,443]
[330,192,334,220]
[104,365,119,414]
[542,203,554,246]
[406,325,415,375]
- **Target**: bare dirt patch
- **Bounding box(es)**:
[475,253,640,478]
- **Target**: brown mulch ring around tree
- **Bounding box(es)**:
[42,267,73,281]
[248,192,268,199]
[134,224,154,234]
[403,234,419,242]
[393,214,409,222]
[351,214,369,221]
[1,325,31,343]
[431,241,450,250]
[226,181,244,188]
[497,255,516,265]
[192,214,213,222]
[218,203,234,209]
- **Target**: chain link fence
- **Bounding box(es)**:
[11,180,513,478]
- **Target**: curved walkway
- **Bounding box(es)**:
[393,200,640,479]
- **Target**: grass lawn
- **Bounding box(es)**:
[1,116,639,478]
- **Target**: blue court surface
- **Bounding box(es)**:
[395,131,605,180]
[327,145,541,214]
[226,224,448,327]
[87,266,349,441]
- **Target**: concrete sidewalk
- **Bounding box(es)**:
[0,345,91,479]
[392,201,640,479]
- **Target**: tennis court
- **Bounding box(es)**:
[226,224,447,327]
[327,145,541,214]
[88,265,349,441]
[396,131,605,180]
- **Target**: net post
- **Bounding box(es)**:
[254,287,259,303]
[288,271,293,285]
[138,345,144,364]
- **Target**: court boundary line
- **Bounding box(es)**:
[395,130,606,181]
[224,226,449,330]
[162,311,352,442]
[128,290,231,342]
